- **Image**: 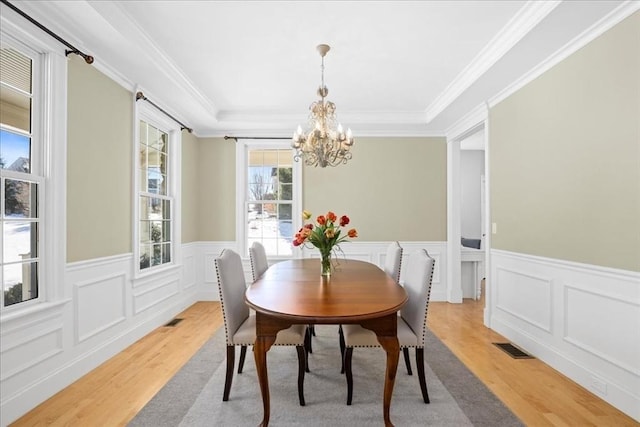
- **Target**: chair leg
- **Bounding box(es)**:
[339,325,345,373]
[223,346,235,401]
[345,347,354,405]
[403,347,412,375]
[304,329,312,372]
[416,348,430,403]
[238,345,247,374]
[307,325,313,354]
[296,345,306,406]
[304,329,311,373]
[311,324,316,336]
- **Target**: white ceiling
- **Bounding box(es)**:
[6,0,633,137]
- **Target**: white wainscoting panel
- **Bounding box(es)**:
[495,267,552,333]
[1,323,63,382]
[199,242,236,301]
[0,250,201,426]
[565,285,639,376]
[183,252,196,290]
[132,270,181,315]
[74,272,127,343]
[490,249,640,422]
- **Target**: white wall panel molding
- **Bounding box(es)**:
[490,249,640,422]
[0,324,63,382]
[495,267,553,333]
[74,272,127,343]
[183,255,196,290]
[564,284,640,376]
[66,253,133,272]
[0,250,201,426]
[492,249,640,280]
[132,274,180,315]
[198,242,236,301]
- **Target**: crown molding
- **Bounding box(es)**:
[207,108,443,138]
[85,1,220,121]
[201,122,445,139]
[445,103,488,142]
[216,109,428,125]
[424,0,561,124]
[489,0,640,109]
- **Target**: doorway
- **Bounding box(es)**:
[446,105,491,326]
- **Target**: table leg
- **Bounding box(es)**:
[254,313,290,427]
[377,335,400,427]
[360,313,400,427]
[254,335,275,427]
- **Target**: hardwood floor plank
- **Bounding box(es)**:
[10,298,637,426]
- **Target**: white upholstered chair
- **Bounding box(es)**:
[249,241,269,282]
[342,249,435,405]
[249,241,316,353]
[339,241,404,373]
[214,248,308,405]
[384,241,403,284]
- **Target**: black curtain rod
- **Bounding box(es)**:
[1,0,94,64]
[224,136,289,142]
[136,92,193,133]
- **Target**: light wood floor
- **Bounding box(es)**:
[11,298,637,426]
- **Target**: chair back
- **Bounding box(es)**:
[400,249,435,347]
[214,249,250,345]
[384,241,403,283]
[249,241,269,281]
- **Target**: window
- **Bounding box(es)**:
[0,46,42,308]
[238,142,301,257]
[137,120,173,271]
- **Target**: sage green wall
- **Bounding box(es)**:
[67,56,132,262]
[303,137,447,241]
[198,137,236,241]
[490,12,640,272]
[181,131,200,243]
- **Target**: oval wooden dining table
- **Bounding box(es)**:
[245,258,408,427]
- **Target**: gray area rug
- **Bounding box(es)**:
[129,325,523,426]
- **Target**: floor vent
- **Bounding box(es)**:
[164,318,184,327]
[493,342,533,359]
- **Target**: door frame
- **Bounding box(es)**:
[445,103,492,325]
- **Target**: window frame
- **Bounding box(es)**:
[0,10,67,316]
[236,140,302,259]
[133,96,181,278]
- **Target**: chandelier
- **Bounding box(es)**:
[292,44,354,167]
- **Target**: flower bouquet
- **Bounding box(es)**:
[293,210,358,276]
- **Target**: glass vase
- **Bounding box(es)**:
[321,253,332,277]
